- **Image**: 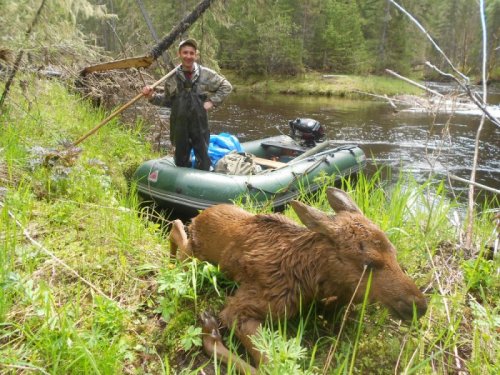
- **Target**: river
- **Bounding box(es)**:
[207,91,499,201]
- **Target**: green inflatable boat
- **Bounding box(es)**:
[133,133,366,216]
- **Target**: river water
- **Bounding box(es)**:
[207,91,499,200]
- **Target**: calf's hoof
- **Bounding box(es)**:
[200,311,224,350]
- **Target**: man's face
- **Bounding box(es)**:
[178,45,197,70]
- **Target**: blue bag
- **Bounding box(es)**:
[191,133,243,168]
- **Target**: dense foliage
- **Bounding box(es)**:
[1,0,499,78]
[102,0,500,77]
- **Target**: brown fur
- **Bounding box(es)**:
[169,187,427,372]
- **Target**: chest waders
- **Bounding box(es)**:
[170,77,210,170]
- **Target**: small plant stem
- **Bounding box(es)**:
[348,271,372,374]
[322,265,367,374]
[401,341,420,375]
[425,245,465,374]
[0,363,50,374]
[1,201,117,305]
[394,335,408,374]
[465,0,489,249]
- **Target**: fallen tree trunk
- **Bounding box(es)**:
[80,0,215,75]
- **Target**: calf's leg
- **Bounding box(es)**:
[220,288,270,367]
[168,219,190,260]
[236,319,266,367]
[201,312,257,375]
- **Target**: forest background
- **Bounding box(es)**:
[1,0,499,82]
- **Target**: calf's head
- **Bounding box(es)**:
[290,188,427,321]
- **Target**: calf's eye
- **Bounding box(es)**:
[365,258,384,269]
[358,242,366,252]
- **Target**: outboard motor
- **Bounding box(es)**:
[289,118,325,147]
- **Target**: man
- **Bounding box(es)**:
[142,38,232,170]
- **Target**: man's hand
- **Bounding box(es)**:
[142,86,154,99]
[203,100,214,111]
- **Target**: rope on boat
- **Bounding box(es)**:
[282,156,331,194]
[246,155,330,198]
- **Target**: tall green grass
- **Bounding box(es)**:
[1,75,498,374]
[1,75,167,373]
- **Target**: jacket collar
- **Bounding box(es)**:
[176,63,200,82]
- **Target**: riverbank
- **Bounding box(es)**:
[224,71,425,98]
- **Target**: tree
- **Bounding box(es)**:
[0,0,113,65]
[216,0,302,75]
[357,0,427,75]
[428,0,480,75]
[320,0,369,73]
[485,0,500,80]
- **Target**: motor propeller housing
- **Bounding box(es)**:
[289,118,325,146]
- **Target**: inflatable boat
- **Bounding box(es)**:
[133,131,366,216]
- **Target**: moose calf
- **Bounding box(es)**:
[169,187,427,373]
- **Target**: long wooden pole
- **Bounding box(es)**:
[72,68,176,147]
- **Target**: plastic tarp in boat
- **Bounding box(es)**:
[191,133,243,167]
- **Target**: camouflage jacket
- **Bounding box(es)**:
[149,63,232,107]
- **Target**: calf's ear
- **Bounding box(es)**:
[326,187,362,214]
[290,200,333,235]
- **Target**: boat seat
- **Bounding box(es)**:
[260,140,305,153]
[253,157,287,169]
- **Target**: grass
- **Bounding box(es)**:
[1,74,499,374]
[224,71,424,98]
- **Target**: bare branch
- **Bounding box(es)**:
[0,0,48,108]
[448,174,500,195]
[424,63,500,127]
[385,69,443,97]
[389,0,498,253]
[388,0,468,82]
[352,90,401,110]
[390,0,499,129]
[465,0,489,249]
[0,201,117,305]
